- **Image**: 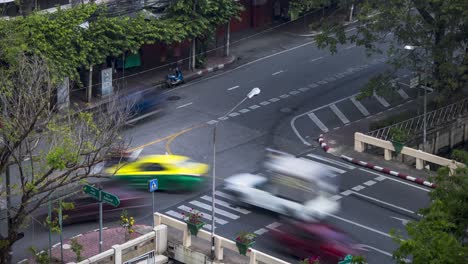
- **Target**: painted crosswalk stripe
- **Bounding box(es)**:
[178,205,228,225]
[307,113,329,132]
[350,97,370,116]
[300,158,346,175]
[364,180,377,186]
[254,228,269,235]
[189,200,240,219]
[165,210,184,219]
[352,185,365,191]
[269,98,280,102]
[373,93,390,107]
[306,154,355,170]
[228,112,240,117]
[289,90,300,95]
[215,191,236,201]
[309,83,318,88]
[279,94,289,99]
[330,195,342,201]
[397,89,409,99]
[249,105,260,110]
[206,120,218,125]
[200,195,250,214]
[329,104,350,124]
[341,190,352,196]
[260,101,270,106]
[266,222,282,229]
[298,87,310,92]
[239,109,250,113]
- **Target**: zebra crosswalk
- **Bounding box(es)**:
[163,152,356,230]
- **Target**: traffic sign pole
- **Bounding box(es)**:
[152,191,155,228]
[99,190,103,253]
[148,179,158,228]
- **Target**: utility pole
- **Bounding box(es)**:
[224,21,231,57]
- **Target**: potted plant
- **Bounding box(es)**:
[120,209,136,241]
[389,127,410,154]
[183,209,205,236]
[235,231,256,255]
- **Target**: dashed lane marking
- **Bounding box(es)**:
[260,101,270,106]
[238,109,250,113]
[254,228,269,235]
[249,105,260,110]
[227,85,240,91]
[350,191,416,214]
[364,180,377,186]
[306,154,356,170]
[272,70,284,76]
[176,102,193,109]
[359,169,431,192]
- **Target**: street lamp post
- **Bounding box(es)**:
[210,87,261,260]
[404,45,428,151]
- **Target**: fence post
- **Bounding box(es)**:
[154,213,162,226]
[215,236,223,260]
[416,157,424,170]
[354,135,365,152]
[154,225,168,254]
[112,244,122,264]
[384,149,392,160]
[182,223,191,247]
[249,249,257,264]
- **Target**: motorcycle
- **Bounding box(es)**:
[166,67,184,87]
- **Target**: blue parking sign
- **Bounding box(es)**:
[148,179,158,192]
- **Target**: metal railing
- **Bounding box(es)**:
[367,97,468,140]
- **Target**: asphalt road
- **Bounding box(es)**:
[12,30,431,263]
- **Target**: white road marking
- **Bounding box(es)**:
[330,104,350,124]
[249,105,260,110]
[272,70,284,76]
[228,85,240,91]
[300,157,346,175]
[326,77,337,82]
[340,190,353,196]
[359,169,431,192]
[310,56,324,62]
[207,120,218,125]
[375,176,386,181]
[176,102,193,109]
[306,154,356,169]
[178,205,228,225]
[344,44,356,49]
[260,101,270,106]
[269,98,280,102]
[373,93,390,107]
[352,185,365,191]
[318,80,328,84]
[254,228,269,235]
[215,191,235,201]
[399,82,410,87]
[200,195,250,214]
[397,89,409,99]
[238,109,250,113]
[330,195,342,201]
[279,94,289,98]
[308,83,318,88]
[307,113,329,132]
[165,210,184,219]
[350,191,415,214]
[350,97,370,116]
[326,213,392,238]
[390,216,411,226]
[298,87,310,92]
[363,180,377,186]
[289,90,300,95]
[266,222,282,229]
[218,116,228,121]
[228,112,240,117]
[189,201,240,219]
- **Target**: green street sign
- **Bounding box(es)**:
[101,191,120,207]
[83,185,100,200]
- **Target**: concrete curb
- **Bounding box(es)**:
[318,134,331,152]
[340,155,436,188]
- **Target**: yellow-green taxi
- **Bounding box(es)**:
[105,155,209,191]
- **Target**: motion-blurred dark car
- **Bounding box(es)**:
[270,220,361,263]
[123,88,167,124]
[38,183,149,225]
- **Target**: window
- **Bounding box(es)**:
[140,163,165,172]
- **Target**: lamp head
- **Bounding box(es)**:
[247,87,261,99]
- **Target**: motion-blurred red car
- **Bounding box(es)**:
[270,220,361,263]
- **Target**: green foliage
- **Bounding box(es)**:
[70,238,83,262]
[296,0,468,97]
[0,1,242,84]
[392,165,468,263]
[28,246,49,264]
[451,149,468,164]
[389,127,410,143]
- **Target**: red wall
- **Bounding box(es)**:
[231,0,252,33]
[252,0,274,28]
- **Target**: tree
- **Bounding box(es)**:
[295,0,468,98]
[0,54,131,263]
[392,151,468,263]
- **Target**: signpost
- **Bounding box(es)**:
[83,184,120,253]
[148,179,158,227]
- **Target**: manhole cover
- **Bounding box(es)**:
[167,95,181,101]
[280,107,292,113]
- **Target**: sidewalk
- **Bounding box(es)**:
[22,225,149,264]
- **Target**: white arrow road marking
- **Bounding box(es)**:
[390,216,411,226]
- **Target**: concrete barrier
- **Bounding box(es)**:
[354,132,465,173]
